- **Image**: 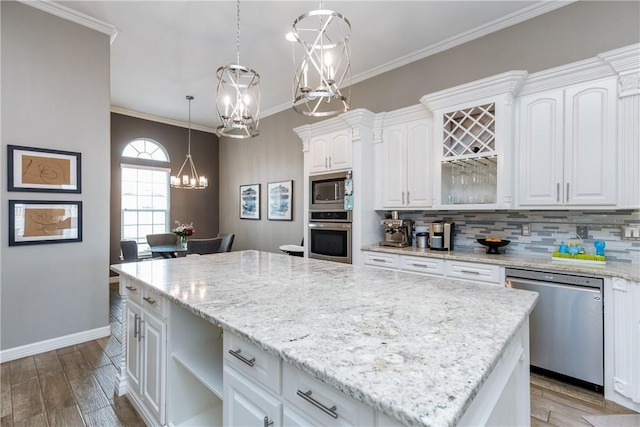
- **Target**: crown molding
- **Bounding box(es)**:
[111,107,218,134]
[380,104,432,127]
[19,0,119,44]
[599,43,640,76]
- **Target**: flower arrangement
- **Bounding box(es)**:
[172,220,195,237]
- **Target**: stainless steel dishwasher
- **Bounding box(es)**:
[505,268,604,391]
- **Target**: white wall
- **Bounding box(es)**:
[1,2,111,354]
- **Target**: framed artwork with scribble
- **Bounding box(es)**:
[8,145,81,193]
[9,200,82,246]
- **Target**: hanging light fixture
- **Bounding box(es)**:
[290,2,351,117]
[216,0,260,138]
[171,96,208,189]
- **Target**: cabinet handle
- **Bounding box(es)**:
[138,319,145,342]
[402,191,405,204]
[406,191,410,204]
[325,157,328,168]
[125,285,137,292]
[410,263,427,268]
[371,258,387,263]
[133,314,140,338]
[557,183,560,202]
[566,183,569,202]
[296,390,339,419]
[460,269,480,275]
[228,348,255,367]
[329,156,332,168]
[263,416,274,427]
[142,296,156,305]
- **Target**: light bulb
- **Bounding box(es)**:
[324,52,332,66]
[224,96,230,117]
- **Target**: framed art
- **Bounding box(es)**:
[267,180,293,221]
[240,184,260,220]
[9,200,82,246]
[8,145,81,193]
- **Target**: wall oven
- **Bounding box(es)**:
[309,171,348,211]
[308,211,352,264]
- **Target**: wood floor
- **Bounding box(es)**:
[1,282,637,426]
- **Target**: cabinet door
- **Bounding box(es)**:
[517,91,564,206]
[380,124,407,208]
[329,131,352,171]
[284,405,317,427]
[141,310,167,424]
[611,278,640,403]
[406,119,432,208]
[309,136,330,174]
[224,366,282,427]
[564,78,617,205]
[126,302,143,395]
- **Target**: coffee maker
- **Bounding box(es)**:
[380,212,413,248]
[429,221,454,251]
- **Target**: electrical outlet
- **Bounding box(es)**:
[521,223,531,236]
[577,225,588,240]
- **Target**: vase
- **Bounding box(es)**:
[180,235,188,249]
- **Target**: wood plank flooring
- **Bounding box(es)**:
[1,283,637,426]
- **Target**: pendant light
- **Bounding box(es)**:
[216,0,260,138]
[170,96,208,189]
[290,2,351,117]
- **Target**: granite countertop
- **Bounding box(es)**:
[111,250,538,427]
[362,244,640,281]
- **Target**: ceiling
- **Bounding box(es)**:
[48,1,571,131]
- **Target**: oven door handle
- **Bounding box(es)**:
[309,223,352,230]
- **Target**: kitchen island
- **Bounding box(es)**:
[111,250,538,426]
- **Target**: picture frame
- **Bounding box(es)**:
[9,200,82,246]
[8,145,81,193]
[240,184,260,220]
[267,180,293,221]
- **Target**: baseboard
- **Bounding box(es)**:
[0,325,111,363]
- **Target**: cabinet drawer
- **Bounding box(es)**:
[446,261,503,285]
[400,256,444,276]
[141,287,168,319]
[121,279,143,304]
[223,366,282,427]
[363,252,399,269]
[282,364,374,426]
[224,333,281,394]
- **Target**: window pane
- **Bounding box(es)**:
[123,211,137,225]
[138,169,153,182]
[138,182,153,196]
[153,196,168,210]
[123,226,138,240]
[154,211,166,225]
[153,183,168,197]
[122,196,138,210]
[122,168,138,180]
[139,211,153,225]
[131,139,146,153]
[139,225,153,238]
[138,196,153,209]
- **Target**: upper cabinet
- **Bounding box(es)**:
[421,71,528,210]
[308,130,352,174]
[517,77,617,207]
[373,106,432,210]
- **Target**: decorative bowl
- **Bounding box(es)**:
[477,238,511,254]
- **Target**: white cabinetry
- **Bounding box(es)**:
[374,106,432,209]
[607,278,640,412]
[517,77,617,207]
[224,366,282,427]
[421,71,527,210]
[309,130,352,174]
[122,283,168,426]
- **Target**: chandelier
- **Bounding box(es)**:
[216,0,260,138]
[290,3,351,117]
[170,96,208,189]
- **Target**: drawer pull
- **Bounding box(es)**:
[410,263,427,268]
[133,313,140,338]
[142,296,156,305]
[263,416,273,427]
[228,349,255,367]
[125,285,137,291]
[460,269,480,275]
[371,258,387,263]
[296,390,338,419]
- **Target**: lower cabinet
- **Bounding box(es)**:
[123,287,168,426]
[224,366,282,427]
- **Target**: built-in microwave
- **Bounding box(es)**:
[309,171,347,211]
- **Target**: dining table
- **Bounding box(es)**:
[149,245,188,258]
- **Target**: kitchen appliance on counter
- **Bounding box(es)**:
[429,221,454,250]
[506,268,604,391]
[380,217,414,248]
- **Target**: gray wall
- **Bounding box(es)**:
[219,1,640,253]
[110,113,219,266]
[1,3,111,350]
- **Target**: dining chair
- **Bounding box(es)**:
[120,240,139,262]
[146,233,178,258]
[217,233,235,252]
[187,237,223,255]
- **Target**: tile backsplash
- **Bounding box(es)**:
[392,210,640,264]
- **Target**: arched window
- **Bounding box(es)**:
[121,139,171,255]
[122,138,169,161]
